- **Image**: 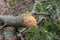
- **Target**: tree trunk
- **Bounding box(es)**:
[0,14,37,29]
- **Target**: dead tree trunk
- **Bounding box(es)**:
[0,15,23,27]
[0,14,37,30]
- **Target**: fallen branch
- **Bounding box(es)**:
[0,14,37,30]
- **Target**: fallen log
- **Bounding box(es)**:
[0,14,37,29]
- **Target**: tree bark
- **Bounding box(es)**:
[0,14,37,31]
[0,15,23,27]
